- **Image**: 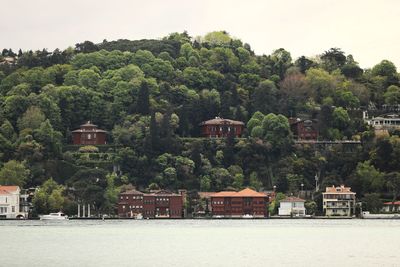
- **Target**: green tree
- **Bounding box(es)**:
[0,160,30,187]
[203,31,232,46]
[305,201,317,215]
[251,80,278,114]
[384,85,400,105]
[249,172,263,191]
[363,193,382,214]
[78,69,101,89]
[137,81,150,115]
[332,107,350,131]
[32,178,65,214]
[103,173,119,214]
[17,106,46,131]
[386,172,400,209]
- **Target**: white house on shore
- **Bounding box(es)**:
[278,196,306,217]
[0,186,21,218]
[382,201,400,212]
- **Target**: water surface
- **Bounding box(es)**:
[0,219,399,267]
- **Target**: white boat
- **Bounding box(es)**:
[242,214,254,219]
[39,212,69,220]
[135,213,143,220]
[362,211,400,219]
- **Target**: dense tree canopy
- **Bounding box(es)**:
[1,31,400,215]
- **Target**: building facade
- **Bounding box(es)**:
[278,196,306,216]
[289,118,318,140]
[71,121,107,145]
[118,189,184,218]
[210,188,269,218]
[199,117,244,138]
[323,185,356,217]
[382,201,400,212]
[0,186,20,219]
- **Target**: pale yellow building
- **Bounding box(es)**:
[323,185,356,217]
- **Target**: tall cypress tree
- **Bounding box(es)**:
[137,81,150,115]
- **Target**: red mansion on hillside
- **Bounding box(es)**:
[71,121,107,145]
[199,117,244,138]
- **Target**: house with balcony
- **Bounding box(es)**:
[278,196,306,217]
[210,188,269,218]
[117,189,184,218]
[0,186,21,219]
[323,185,356,217]
[199,117,244,138]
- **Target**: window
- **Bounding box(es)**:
[87,134,92,140]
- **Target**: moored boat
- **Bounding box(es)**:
[39,212,69,220]
[362,211,400,219]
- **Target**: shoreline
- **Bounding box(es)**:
[2,216,399,220]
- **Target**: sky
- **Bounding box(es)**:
[1,0,399,68]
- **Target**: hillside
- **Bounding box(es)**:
[0,31,399,215]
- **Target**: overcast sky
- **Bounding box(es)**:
[1,0,399,68]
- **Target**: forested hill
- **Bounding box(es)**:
[0,31,399,215]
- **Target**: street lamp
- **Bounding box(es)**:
[300,183,304,198]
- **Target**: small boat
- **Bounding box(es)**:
[362,211,400,219]
[39,212,69,220]
[242,214,254,219]
[135,213,143,220]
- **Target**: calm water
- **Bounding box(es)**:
[0,219,399,267]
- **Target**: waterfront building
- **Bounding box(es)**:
[199,117,244,138]
[0,186,20,218]
[210,188,269,218]
[289,118,318,140]
[71,121,107,145]
[278,196,306,216]
[382,201,400,212]
[117,189,184,218]
[322,185,356,216]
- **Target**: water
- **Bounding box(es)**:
[0,219,399,267]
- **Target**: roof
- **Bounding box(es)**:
[210,188,267,198]
[147,190,181,197]
[120,189,182,197]
[323,185,356,194]
[71,121,107,133]
[199,117,244,126]
[383,201,400,205]
[198,192,216,199]
[81,121,97,127]
[280,196,305,203]
[71,129,107,133]
[289,118,317,125]
[0,186,20,195]
[120,189,144,195]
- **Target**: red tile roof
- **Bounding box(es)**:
[384,201,400,205]
[0,186,19,195]
[71,121,107,133]
[120,189,144,195]
[199,117,244,126]
[281,196,305,202]
[323,185,355,194]
[119,189,182,197]
[210,188,267,198]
